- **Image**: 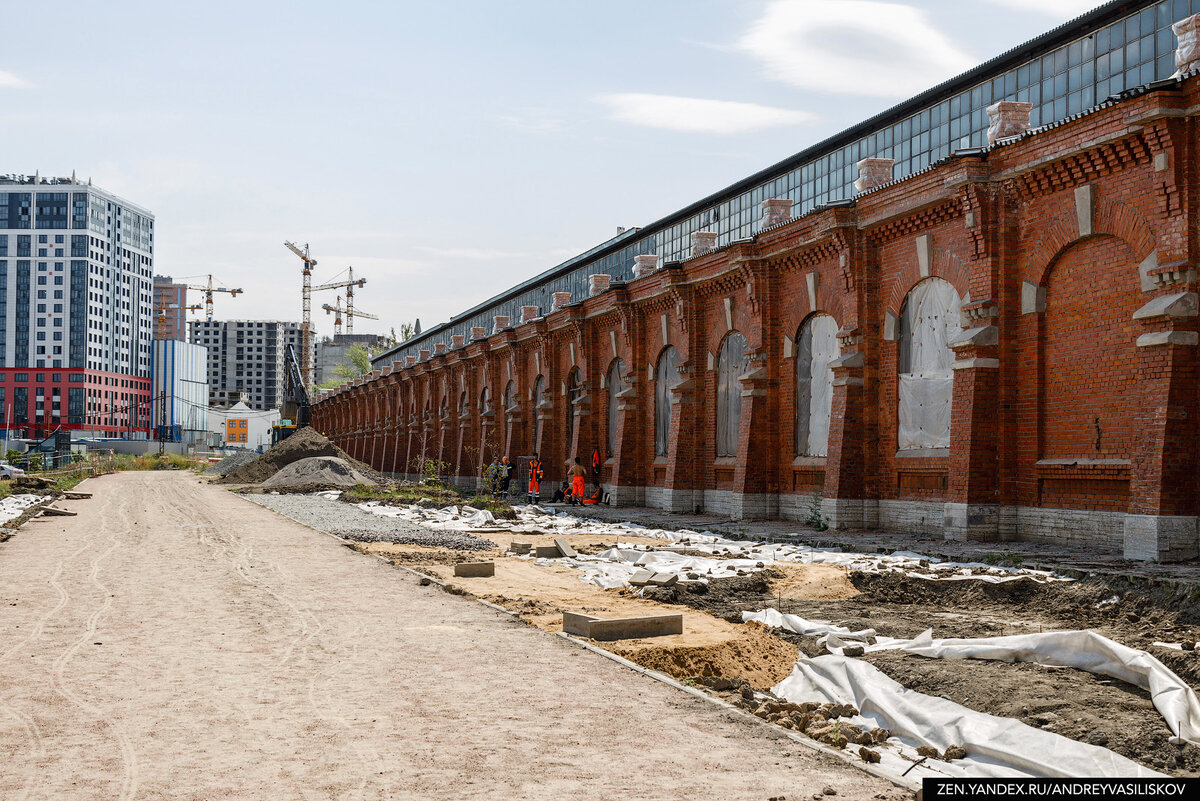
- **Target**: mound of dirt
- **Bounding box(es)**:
[219,427,379,485]
[610,622,798,690]
[261,456,377,488]
[205,451,258,476]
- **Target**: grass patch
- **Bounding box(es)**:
[343,481,464,506]
[464,496,518,520]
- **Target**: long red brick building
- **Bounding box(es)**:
[313,1,1200,561]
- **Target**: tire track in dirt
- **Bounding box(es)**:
[0,527,95,801]
[48,489,140,801]
[175,478,385,796]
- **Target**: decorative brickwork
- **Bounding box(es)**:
[312,76,1200,561]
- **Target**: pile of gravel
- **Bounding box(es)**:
[247,493,497,551]
[261,456,376,488]
[205,451,259,476]
[219,427,380,485]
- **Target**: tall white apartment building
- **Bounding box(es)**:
[188,319,310,411]
[0,173,154,437]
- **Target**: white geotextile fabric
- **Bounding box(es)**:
[898,278,959,451]
[848,629,1200,748]
[775,655,1162,779]
[335,500,1070,588]
[0,493,43,525]
[742,608,876,643]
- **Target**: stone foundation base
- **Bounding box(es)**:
[1123,514,1200,562]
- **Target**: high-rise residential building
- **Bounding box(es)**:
[0,173,154,438]
[152,275,188,341]
[188,319,311,411]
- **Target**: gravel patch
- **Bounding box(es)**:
[205,451,258,476]
[246,492,498,551]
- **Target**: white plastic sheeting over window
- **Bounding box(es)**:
[606,359,626,454]
[655,346,681,456]
[716,332,749,457]
[532,375,545,449]
[795,314,839,457]
[898,278,960,450]
[564,368,581,448]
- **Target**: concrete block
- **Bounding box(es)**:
[628,568,655,586]
[1075,184,1095,237]
[584,614,684,642]
[649,572,678,587]
[41,506,76,516]
[509,542,532,554]
[535,545,562,559]
[554,538,578,558]
[563,612,597,637]
[454,561,495,578]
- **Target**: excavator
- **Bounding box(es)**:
[271,344,310,446]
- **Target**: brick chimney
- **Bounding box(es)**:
[551,291,573,311]
[588,274,611,296]
[450,334,465,349]
[492,315,510,334]
[632,254,660,278]
[986,101,1033,146]
[470,326,486,340]
[761,198,792,227]
[404,356,416,367]
[434,343,447,355]
[854,158,894,193]
[520,305,540,324]
[691,231,718,257]
[418,348,431,362]
[1174,14,1200,76]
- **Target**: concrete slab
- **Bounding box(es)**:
[561,611,683,641]
[509,542,533,554]
[628,568,655,586]
[535,545,562,559]
[554,537,579,558]
[41,507,77,517]
[453,561,495,578]
[648,572,678,587]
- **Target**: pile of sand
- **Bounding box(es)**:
[219,427,380,485]
[205,451,258,476]
[610,622,799,690]
[261,456,376,489]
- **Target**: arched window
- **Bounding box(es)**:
[503,380,515,412]
[796,315,839,456]
[565,368,581,450]
[716,332,749,457]
[606,359,626,454]
[655,346,681,456]
[532,375,546,450]
[459,390,468,419]
[480,387,490,415]
[897,277,960,450]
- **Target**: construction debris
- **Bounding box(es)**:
[454,561,495,578]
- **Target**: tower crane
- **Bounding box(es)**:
[284,241,318,390]
[181,275,243,321]
[321,296,380,336]
[312,266,367,330]
[153,302,203,340]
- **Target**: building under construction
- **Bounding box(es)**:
[190,319,313,411]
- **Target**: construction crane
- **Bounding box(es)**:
[321,296,380,336]
[153,302,203,340]
[312,266,367,330]
[284,241,318,390]
[180,275,243,321]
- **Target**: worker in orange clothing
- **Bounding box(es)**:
[527,452,544,505]
[567,456,587,506]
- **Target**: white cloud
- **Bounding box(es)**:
[0,71,29,89]
[597,93,815,134]
[983,0,1104,17]
[738,0,975,98]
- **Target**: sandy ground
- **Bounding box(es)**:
[0,471,897,801]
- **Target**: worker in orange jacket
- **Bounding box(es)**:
[527,452,544,505]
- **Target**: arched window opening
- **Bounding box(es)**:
[716,332,749,458]
[565,368,581,451]
[532,375,546,450]
[503,380,515,413]
[796,314,839,456]
[655,346,681,457]
[606,359,626,455]
[897,278,960,450]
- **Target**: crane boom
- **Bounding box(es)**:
[179,274,243,321]
[283,241,318,392]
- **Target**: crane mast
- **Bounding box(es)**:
[284,241,318,391]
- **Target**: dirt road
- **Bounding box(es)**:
[0,472,894,800]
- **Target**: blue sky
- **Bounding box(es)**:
[0,0,1105,339]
